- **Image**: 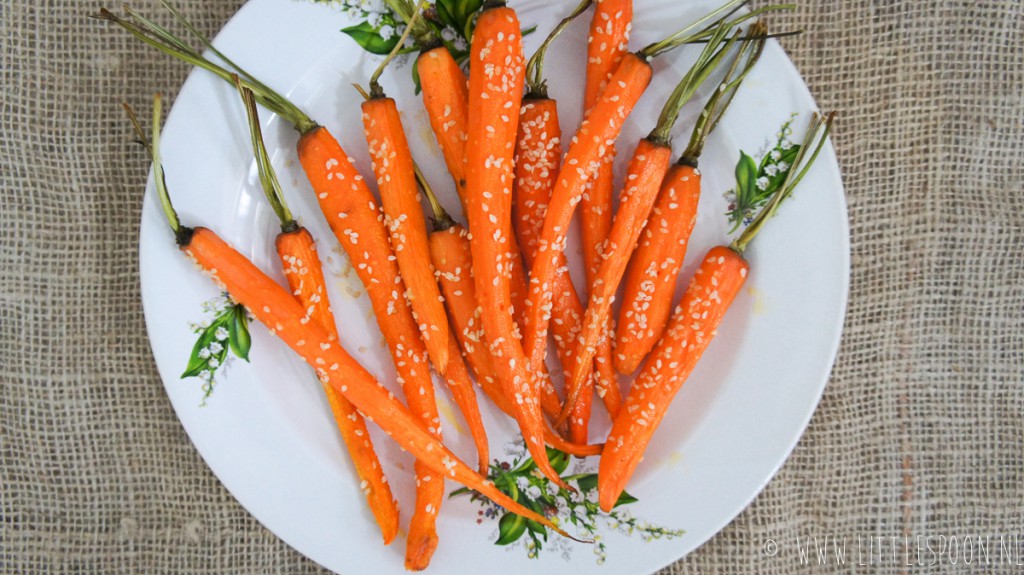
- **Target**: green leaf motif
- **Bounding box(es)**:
[432,0,459,30]
[454,0,482,29]
[341,20,400,55]
[228,304,251,361]
[734,152,758,205]
[615,490,638,508]
[574,473,598,493]
[495,512,527,545]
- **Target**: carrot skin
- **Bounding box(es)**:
[429,226,601,458]
[439,331,491,475]
[294,127,443,566]
[465,6,568,489]
[513,97,593,441]
[361,97,450,374]
[182,227,567,534]
[599,245,748,511]
[417,47,470,211]
[583,0,633,420]
[566,139,673,408]
[428,224,562,422]
[523,53,652,377]
[275,227,400,545]
[614,163,701,374]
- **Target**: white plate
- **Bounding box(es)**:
[139,0,848,573]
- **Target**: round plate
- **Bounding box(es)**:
[139,0,848,573]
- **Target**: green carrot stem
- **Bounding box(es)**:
[646,23,736,147]
[638,0,793,60]
[730,111,835,255]
[122,95,194,245]
[95,5,317,134]
[679,21,767,164]
[367,0,428,98]
[234,77,297,232]
[524,0,593,97]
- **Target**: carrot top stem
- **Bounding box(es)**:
[679,21,767,164]
[367,0,427,98]
[647,23,736,147]
[637,0,792,60]
[123,95,194,246]
[234,78,298,232]
[96,5,317,134]
[524,0,594,97]
[730,111,835,255]
[415,163,457,232]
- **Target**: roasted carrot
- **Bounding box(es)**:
[612,24,765,376]
[231,83,400,544]
[411,17,534,338]
[515,0,595,443]
[520,50,651,377]
[417,47,470,207]
[566,25,764,414]
[581,0,632,421]
[464,2,568,488]
[126,94,576,540]
[108,7,450,566]
[359,16,450,377]
[518,0,792,377]
[598,112,835,511]
[423,182,564,422]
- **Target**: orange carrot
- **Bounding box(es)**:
[515,1,597,442]
[521,51,652,376]
[598,112,835,511]
[187,225,563,535]
[359,24,450,375]
[513,97,594,443]
[414,31,534,339]
[232,84,401,544]
[425,201,563,422]
[612,24,765,375]
[417,46,470,207]
[126,94,574,538]
[464,2,568,488]
[513,0,794,376]
[581,0,632,419]
[567,25,762,412]
[297,126,446,571]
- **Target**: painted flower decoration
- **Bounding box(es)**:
[182,292,252,404]
[725,114,802,231]
[452,440,684,563]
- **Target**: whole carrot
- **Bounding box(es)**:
[127,94,576,540]
[359,17,450,376]
[598,112,835,511]
[612,23,765,375]
[566,25,765,415]
[580,0,632,420]
[230,84,401,544]
[513,0,597,442]
[426,209,600,458]
[104,7,453,567]
[519,0,793,376]
[409,10,534,336]
[423,177,564,422]
[463,2,568,488]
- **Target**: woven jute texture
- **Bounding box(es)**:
[2,0,1022,573]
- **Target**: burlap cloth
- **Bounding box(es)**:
[2,0,1022,573]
